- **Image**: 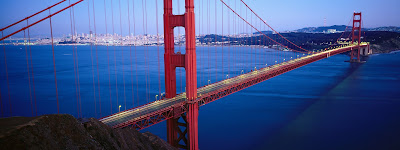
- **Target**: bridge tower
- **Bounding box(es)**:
[163,0,198,149]
[350,12,362,62]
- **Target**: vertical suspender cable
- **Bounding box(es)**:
[104,0,113,114]
[221,1,224,79]
[1,31,11,116]
[241,4,244,72]
[132,0,140,106]
[49,9,59,114]
[145,0,150,102]
[246,6,248,70]
[141,0,148,103]
[215,0,218,82]
[207,0,210,83]
[24,29,34,116]
[92,0,102,117]
[111,0,119,109]
[127,0,134,107]
[27,20,37,116]
[156,0,161,99]
[72,5,82,117]
[87,0,98,117]
[69,0,80,117]
[234,0,236,75]
[198,0,201,87]
[118,0,127,111]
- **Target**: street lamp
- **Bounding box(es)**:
[119,105,121,112]
[160,92,165,99]
[155,95,158,101]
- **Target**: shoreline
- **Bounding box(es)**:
[2,43,399,54]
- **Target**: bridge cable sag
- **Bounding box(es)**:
[240,0,312,53]
[0,0,67,32]
[220,0,309,54]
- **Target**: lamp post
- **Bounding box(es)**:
[119,105,121,112]
[155,95,158,101]
[160,92,165,100]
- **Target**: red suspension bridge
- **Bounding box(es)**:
[0,0,371,149]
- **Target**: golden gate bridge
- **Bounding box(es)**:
[0,0,370,149]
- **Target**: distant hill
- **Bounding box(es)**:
[295,25,400,33]
[366,26,400,32]
[253,31,273,35]
[295,25,350,33]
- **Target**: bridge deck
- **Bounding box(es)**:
[100,43,369,129]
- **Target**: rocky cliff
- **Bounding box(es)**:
[0,114,177,150]
[370,37,400,53]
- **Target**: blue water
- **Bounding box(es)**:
[1,45,400,149]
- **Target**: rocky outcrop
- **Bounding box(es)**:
[0,114,177,150]
[370,38,400,53]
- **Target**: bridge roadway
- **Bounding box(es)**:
[100,43,369,129]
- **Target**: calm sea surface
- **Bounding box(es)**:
[1,45,399,150]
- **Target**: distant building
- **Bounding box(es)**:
[326,29,337,33]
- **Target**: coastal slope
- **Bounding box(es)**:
[0,114,177,150]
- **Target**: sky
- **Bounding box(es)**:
[0,0,399,37]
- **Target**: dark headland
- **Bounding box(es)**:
[0,114,177,150]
